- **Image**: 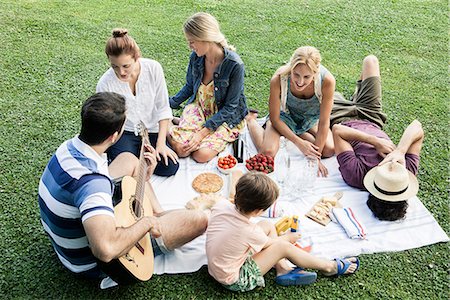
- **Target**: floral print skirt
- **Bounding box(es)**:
[170,82,244,153]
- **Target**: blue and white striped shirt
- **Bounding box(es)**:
[38,136,114,276]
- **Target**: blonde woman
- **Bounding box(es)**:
[168,12,248,163]
[246,46,335,176]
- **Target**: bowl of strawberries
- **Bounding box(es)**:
[245,153,274,174]
[217,154,238,174]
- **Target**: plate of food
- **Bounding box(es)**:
[245,153,274,174]
[217,154,238,174]
[192,172,224,194]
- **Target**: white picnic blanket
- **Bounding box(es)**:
[151,130,448,274]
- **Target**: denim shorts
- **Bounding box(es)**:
[151,236,169,257]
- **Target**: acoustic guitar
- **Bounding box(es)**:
[99,121,154,284]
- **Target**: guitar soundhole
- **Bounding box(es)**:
[129,195,144,220]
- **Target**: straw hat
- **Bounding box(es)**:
[363,162,419,202]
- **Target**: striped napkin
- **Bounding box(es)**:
[262,202,284,218]
[330,207,367,239]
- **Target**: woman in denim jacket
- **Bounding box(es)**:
[168,12,248,163]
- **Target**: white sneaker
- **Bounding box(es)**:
[100,276,118,289]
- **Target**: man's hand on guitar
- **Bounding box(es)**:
[143,144,157,181]
[147,216,162,238]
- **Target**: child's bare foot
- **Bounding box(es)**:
[323,257,359,276]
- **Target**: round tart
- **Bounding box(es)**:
[192,172,223,193]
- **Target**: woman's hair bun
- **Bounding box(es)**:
[112,28,128,38]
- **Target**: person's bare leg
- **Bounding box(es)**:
[245,111,265,152]
[257,221,292,276]
[361,55,380,81]
[259,121,281,157]
[109,152,139,179]
[252,239,358,276]
[321,129,335,158]
[191,148,219,163]
[157,209,208,250]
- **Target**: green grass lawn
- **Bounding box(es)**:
[0,0,448,299]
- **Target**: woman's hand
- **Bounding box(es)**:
[182,127,211,153]
[295,139,321,159]
[143,144,157,181]
[182,132,203,153]
[317,159,328,177]
[155,143,179,166]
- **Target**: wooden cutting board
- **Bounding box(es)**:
[305,192,343,226]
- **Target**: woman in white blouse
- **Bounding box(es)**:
[97,28,179,176]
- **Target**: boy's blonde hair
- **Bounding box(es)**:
[281,46,321,76]
[183,12,235,51]
[234,172,279,214]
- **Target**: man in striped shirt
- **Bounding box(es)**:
[38,92,207,280]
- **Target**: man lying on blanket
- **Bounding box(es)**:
[330,55,424,221]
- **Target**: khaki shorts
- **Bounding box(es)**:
[223,256,265,292]
[331,76,387,128]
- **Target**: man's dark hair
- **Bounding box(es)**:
[234,172,279,214]
[366,194,408,221]
[79,92,126,145]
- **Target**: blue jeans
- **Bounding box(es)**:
[107,131,179,177]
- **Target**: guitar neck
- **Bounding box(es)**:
[134,127,150,216]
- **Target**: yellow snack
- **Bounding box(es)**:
[275,216,292,235]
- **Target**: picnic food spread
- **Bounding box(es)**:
[245,153,274,174]
[186,193,225,210]
[217,154,237,170]
[217,155,238,174]
[306,192,343,226]
[192,172,224,193]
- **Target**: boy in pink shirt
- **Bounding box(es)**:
[206,172,360,292]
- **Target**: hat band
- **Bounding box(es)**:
[374,183,408,196]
